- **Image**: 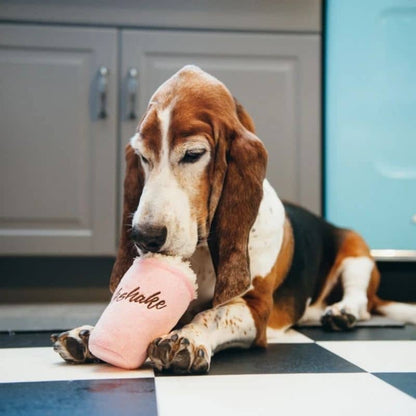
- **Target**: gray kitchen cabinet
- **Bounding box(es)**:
[0,22,320,256]
[120,30,321,215]
[0,24,118,255]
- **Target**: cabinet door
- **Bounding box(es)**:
[0,25,117,255]
[120,30,321,214]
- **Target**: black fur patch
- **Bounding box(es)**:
[274,202,343,321]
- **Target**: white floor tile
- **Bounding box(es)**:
[0,347,153,383]
[318,341,416,372]
[155,373,416,416]
[266,328,313,343]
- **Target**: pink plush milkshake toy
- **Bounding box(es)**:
[89,254,197,369]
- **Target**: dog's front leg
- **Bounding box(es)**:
[147,298,259,374]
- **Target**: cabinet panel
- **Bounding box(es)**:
[120,30,321,215]
[0,25,118,255]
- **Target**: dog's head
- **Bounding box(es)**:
[110,66,267,306]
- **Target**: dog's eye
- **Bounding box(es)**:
[180,149,207,164]
[140,154,149,165]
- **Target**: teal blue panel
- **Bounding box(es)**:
[325,0,416,250]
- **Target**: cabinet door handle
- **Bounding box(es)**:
[97,66,109,119]
[412,213,416,224]
[127,68,138,120]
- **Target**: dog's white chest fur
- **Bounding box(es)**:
[248,179,285,278]
[188,179,284,316]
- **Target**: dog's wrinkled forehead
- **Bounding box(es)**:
[137,66,236,151]
[151,65,233,109]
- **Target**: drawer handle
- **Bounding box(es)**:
[97,66,109,119]
[127,68,138,120]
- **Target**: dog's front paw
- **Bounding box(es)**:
[147,331,211,374]
[51,325,100,364]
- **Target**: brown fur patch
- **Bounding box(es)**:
[314,230,378,306]
[367,266,381,312]
[244,218,294,346]
[209,131,267,306]
[234,98,256,133]
[138,108,162,161]
[109,144,144,292]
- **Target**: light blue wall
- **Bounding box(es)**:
[325,0,416,250]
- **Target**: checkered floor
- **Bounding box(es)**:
[1,325,415,416]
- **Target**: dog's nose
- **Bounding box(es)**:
[131,225,167,253]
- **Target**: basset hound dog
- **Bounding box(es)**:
[52,65,416,374]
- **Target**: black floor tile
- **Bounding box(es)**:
[0,378,157,416]
[296,325,416,341]
[0,331,58,348]
[374,373,416,399]
[157,344,364,376]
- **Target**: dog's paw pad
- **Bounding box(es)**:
[321,308,357,331]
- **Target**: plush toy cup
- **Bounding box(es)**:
[89,255,197,370]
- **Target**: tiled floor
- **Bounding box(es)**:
[0,326,415,416]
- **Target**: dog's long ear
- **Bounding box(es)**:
[234,97,256,134]
[109,144,144,293]
[208,108,267,306]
